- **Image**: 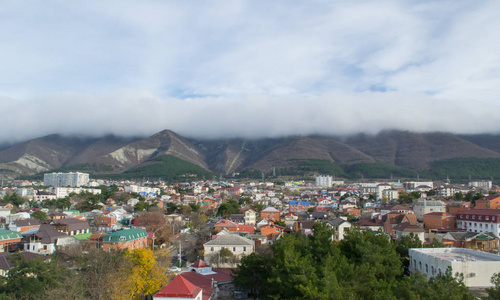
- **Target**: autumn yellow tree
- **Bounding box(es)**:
[112,248,171,300]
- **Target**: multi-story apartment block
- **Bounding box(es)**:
[456,209,500,236]
[44,172,89,187]
[468,180,492,190]
[315,175,333,187]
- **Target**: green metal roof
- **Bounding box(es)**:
[66,210,80,215]
[103,228,148,243]
[0,229,22,240]
[74,232,92,241]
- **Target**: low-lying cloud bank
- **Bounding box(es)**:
[1,90,498,143]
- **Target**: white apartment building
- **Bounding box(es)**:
[50,187,102,199]
[44,172,89,187]
[409,248,500,287]
[456,209,500,236]
[124,185,161,196]
[468,180,492,190]
[376,184,392,200]
[315,175,333,187]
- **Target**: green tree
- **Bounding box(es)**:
[31,210,48,222]
[0,254,77,299]
[427,189,437,196]
[487,272,500,300]
[216,199,240,218]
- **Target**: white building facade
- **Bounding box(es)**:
[44,172,89,187]
[409,248,500,288]
[315,175,333,188]
[456,209,500,237]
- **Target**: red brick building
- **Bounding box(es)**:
[423,212,455,230]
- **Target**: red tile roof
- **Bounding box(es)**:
[155,275,202,298]
[191,259,210,268]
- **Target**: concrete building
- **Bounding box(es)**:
[409,248,500,287]
[456,209,500,236]
[412,200,446,221]
[468,180,492,190]
[315,175,333,187]
[203,234,254,265]
[44,172,89,187]
[51,187,101,198]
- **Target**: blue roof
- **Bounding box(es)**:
[290,201,310,205]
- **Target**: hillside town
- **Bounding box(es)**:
[1,172,500,298]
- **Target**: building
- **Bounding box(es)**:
[244,209,257,225]
[52,218,90,236]
[153,274,202,300]
[315,175,333,187]
[203,234,254,265]
[51,187,101,198]
[8,218,40,233]
[423,212,455,230]
[324,218,351,241]
[412,200,446,221]
[101,228,148,251]
[289,201,310,213]
[260,207,281,222]
[24,225,74,255]
[475,195,500,209]
[44,172,89,187]
[442,231,498,252]
[456,209,500,236]
[154,260,233,300]
[409,248,500,287]
[260,222,284,239]
[469,180,492,190]
[0,229,23,252]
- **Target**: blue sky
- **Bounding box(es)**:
[1,0,499,142]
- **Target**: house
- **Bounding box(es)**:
[393,223,425,241]
[442,231,498,252]
[380,204,413,216]
[0,252,40,277]
[203,234,254,265]
[423,212,455,230]
[101,228,148,251]
[324,218,351,241]
[383,212,417,238]
[229,214,245,224]
[94,214,117,231]
[213,219,238,233]
[295,220,315,236]
[154,260,233,300]
[244,209,257,225]
[48,212,67,220]
[8,218,40,233]
[260,207,281,222]
[446,201,471,215]
[475,195,500,209]
[154,275,203,300]
[260,222,285,238]
[24,224,72,255]
[289,201,310,213]
[356,219,384,232]
[0,229,23,252]
[455,209,500,236]
[52,218,90,236]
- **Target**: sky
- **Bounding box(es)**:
[1,0,500,143]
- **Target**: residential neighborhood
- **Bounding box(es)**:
[1,173,500,298]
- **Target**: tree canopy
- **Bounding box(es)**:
[234,225,474,300]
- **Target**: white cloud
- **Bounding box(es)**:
[0,1,499,142]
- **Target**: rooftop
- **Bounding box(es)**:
[410,247,500,262]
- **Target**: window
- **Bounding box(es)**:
[479,216,482,220]
[211,247,214,252]
[233,247,236,252]
[243,247,246,252]
[472,215,475,220]
[466,215,469,219]
[425,264,428,273]
[486,216,490,221]
[419,262,422,271]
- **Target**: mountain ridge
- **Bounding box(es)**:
[2,130,500,179]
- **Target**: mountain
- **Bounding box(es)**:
[2,130,500,180]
